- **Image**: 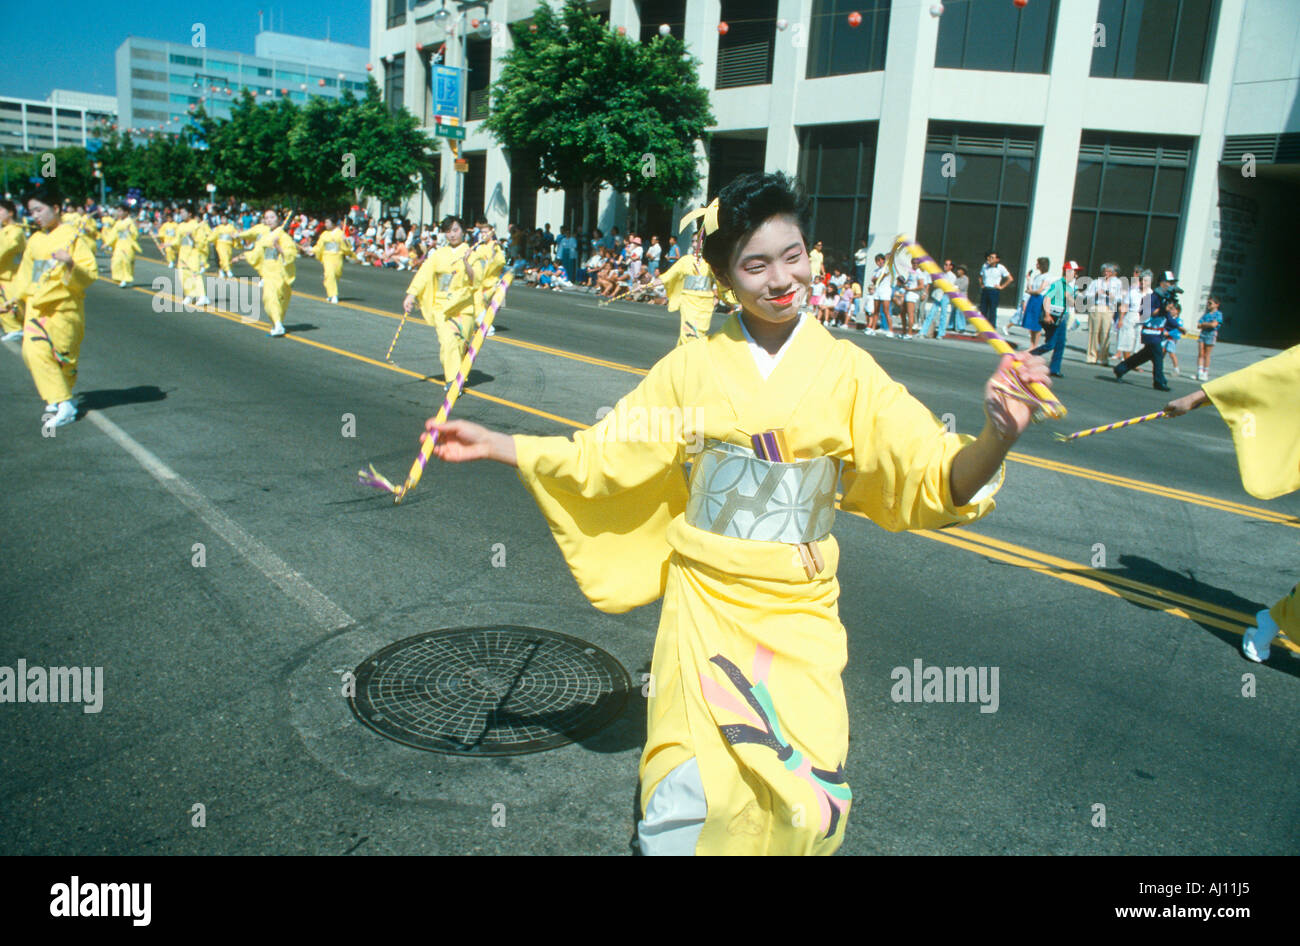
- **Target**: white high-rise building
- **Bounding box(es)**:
[372,0,1299,344]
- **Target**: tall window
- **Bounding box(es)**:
[387,0,405,29]
[384,54,405,114]
[708,136,767,200]
[918,122,1039,283]
[716,0,775,89]
[797,122,876,270]
[935,0,1058,73]
[508,148,538,230]
[463,153,486,226]
[467,39,492,121]
[806,0,889,78]
[1090,0,1218,82]
[1066,132,1194,276]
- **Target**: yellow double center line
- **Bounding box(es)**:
[123,270,1291,644]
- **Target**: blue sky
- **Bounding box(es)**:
[7,1,370,102]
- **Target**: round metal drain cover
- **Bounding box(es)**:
[348,626,632,756]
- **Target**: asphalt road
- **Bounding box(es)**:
[2,250,1297,856]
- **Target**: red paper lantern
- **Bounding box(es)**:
[416,42,423,51]
[318,78,326,86]
[280,88,287,94]
[1013,0,1028,6]
[617,25,626,35]
[718,21,729,34]
[471,18,480,28]
[366,63,373,71]
[848,11,862,26]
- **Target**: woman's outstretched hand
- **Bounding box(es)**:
[422,419,517,467]
[983,351,1052,443]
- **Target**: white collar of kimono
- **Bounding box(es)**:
[737,310,807,382]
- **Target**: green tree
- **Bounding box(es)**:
[484,0,715,233]
[338,79,434,210]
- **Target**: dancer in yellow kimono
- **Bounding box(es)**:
[158,211,178,268]
[174,207,208,307]
[240,209,297,337]
[1164,346,1300,663]
[421,172,1048,855]
[307,217,354,303]
[468,218,505,335]
[402,215,475,387]
[0,183,96,429]
[659,226,721,346]
[108,206,140,288]
[0,199,28,340]
[211,214,237,278]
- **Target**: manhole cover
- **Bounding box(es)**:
[348,626,632,756]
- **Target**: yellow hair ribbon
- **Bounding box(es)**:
[678,197,721,236]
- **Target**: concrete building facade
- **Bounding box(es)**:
[372,0,1298,344]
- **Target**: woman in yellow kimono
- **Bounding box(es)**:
[241,209,297,337]
[1164,346,1300,662]
[0,184,96,429]
[108,206,140,288]
[659,227,722,346]
[211,214,237,278]
[402,215,476,386]
[0,199,28,340]
[421,173,1049,855]
[159,212,178,268]
[307,217,354,303]
[468,219,505,335]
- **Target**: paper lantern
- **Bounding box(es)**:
[658,23,670,36]
[366,63,373,71]
[718,21,729,34]
[528,23,537,32]
[617,25,626,35]
[777,18,789,30]
[848,11,862,26]
[416,42,423,51]
[1013,0,1028,6]
[318,78,326,86]
[930,3,945,14]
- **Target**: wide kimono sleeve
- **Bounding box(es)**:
[62,233,98,292]
[512,351,690,614]
[839,347,1002,531]
[658,256,686,311]
[1202,344,1300,499]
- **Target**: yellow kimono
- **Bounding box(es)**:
[0,221,27,333]
[468,239,506,318]
[659,252,718,346]
[405,242,475,383]
[809,248,825,281]
[243,227,298,327]
[1203,344,1300,644]
[7,222,97,403]
[174,219,206,299]
[160,220,178,266]
[109,218,140,285]
[512,314,1002,854]
[313,227,354,298]
[211,223,237,272]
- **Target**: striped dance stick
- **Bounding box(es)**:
[357,272,514,503]
[891,235,1067,421]
[1054,410,1168,443]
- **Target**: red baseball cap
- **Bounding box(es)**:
[1063,261,1080,272]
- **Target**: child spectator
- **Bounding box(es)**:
[1196,296,1223,381]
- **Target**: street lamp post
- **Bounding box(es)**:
[429,0,490,220]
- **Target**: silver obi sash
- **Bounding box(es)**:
[324,241,339,253]
[438,273,455,291]
[683,274,713,292]
[263,244,280,261]
[685,439,836,544]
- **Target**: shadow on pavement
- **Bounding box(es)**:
[77,385,167,413]
[282,323,319,334]
[1110,554,1300,678]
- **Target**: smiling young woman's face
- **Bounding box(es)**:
[722,215,810,327]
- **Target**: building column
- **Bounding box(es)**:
[764,0,806,174]
[864,0,935,259]
[677,0,721,241]
[1181,0,1247,309]
[1023,1,1098,273]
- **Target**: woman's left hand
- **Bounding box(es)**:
[983,351,1052,442]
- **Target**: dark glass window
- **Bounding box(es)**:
[806,0,890,78]
[384,53,404,114]
[797,122,876,270]
[640,0,686,44]
[508,148,538,230]
[1066,131,1194,276]
[716,0,775,89]
[707,136,767,201]
[1090,0,1218,82]
[462,152,486,226]
[918,122,1039,284]
[387,0,405,29]
[467,39,492,121]
[935,0,1058,73]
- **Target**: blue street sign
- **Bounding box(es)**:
[434,65,461,119]
[86,138,103,154]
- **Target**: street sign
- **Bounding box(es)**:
[434,122,465,140]
[455,159,469,173]
[434,65,461,120]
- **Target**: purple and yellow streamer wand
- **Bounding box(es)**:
[751,428,824,580]
[890,235,1067,422]
[384,310,409,367]
[358,272,514,503]
[1054,410,1169,443]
